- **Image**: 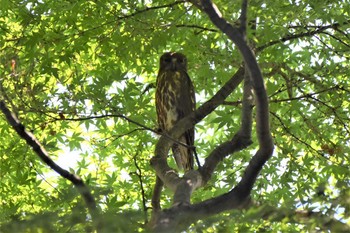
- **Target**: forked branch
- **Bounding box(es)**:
[150,0,273,231]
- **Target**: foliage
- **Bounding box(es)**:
[1,0,349,232]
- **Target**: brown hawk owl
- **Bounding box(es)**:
[155,52,196,171]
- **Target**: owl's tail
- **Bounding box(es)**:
[172,135,193,171]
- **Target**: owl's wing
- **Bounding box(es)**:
[177,72,195,114]
[176,71,196,148]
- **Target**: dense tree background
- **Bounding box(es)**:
[1,0,349,232]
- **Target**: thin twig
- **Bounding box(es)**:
[133,153,148,224]
[55,114,193,149]
[257,20,350,51]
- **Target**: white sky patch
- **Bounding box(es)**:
[276,157,289,176]
[120,169,131,182]
[108,80,127,94]
[55,149,82,170]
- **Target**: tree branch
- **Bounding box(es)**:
[151,176,163,213]
[239,0,248,35]
[59,114,193,149]
[75,1,187,35]
[133,153,148,223]
[257,20,350,52]
[252,204,350,232]
[200,133,252,184]
[175,24,218,33]
[199,0,273,147]
[0,100,99,229]
[200,68,254,183]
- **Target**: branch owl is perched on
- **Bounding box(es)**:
[155,52,196,171]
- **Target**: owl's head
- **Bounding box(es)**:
[159,52,187,72]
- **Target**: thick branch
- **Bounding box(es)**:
[0,100,99,228]
[239,69,254,138]
[239,0,248,34]
[200,133,252,183]
[151,176,163,213]
[199,69,255,182]
[199,0,273,149]
[151,66,245,211]
[151,185,251,232]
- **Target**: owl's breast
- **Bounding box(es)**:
[164,107,178,131]
[156,84,180,129]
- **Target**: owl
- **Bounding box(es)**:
[155,52,196,171]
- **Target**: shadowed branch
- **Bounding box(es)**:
[0,100,100,230]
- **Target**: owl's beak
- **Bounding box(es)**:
[171,58,177,70]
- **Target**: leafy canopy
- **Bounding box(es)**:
[0,0,349,232]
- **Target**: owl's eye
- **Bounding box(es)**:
[164,57,172,63]
[178,58,185,63]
